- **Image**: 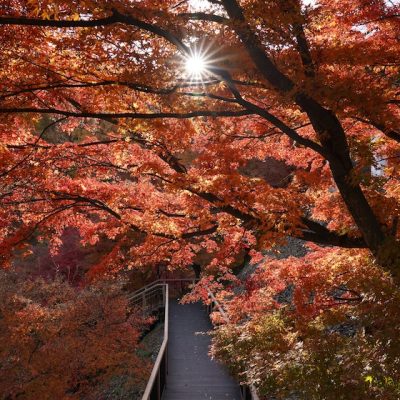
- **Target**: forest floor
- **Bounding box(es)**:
[87,323,164,400]
[140,322,165,363]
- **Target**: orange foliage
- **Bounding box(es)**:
[0,0,398,279]
[0,270,150,399]
[212,248,400,399]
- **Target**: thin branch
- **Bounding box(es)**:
[177,12,228,24]
[0,78,266,100]
[353,116,400,143]
[0,9,189,53]
[0,117,67,179]
[208,65,328,157]
[0,14,119,27]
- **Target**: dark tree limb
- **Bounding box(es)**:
[0,107,253,119]
[354,116,400,143]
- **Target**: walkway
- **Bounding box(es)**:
[162,301,241,400]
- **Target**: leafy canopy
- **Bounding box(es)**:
[0,0,398,277]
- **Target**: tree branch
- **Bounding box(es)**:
[0,13,119,28]
[301,217,367,248]
[0,117,67,178]
[0,9,190,53]
[0,107,253,120]
[354,116,400,143]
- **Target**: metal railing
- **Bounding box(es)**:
[128,281,167,315]
[128,279,198,315]
[207,290,260,400]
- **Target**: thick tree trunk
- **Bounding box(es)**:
[191,263,202,279]
[297,97,385,247]
[297,104,400,275]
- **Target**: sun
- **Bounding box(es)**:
[185,53,206,77]
[180,41,223,83]
[183,49,210,81]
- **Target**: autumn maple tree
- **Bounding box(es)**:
[208,247,400,399]
[0,269,150,399]
[0,0,398,275]
[0,0,399,398]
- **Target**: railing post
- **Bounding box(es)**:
[162,284,166,304]
[157,370,161,400]
[160,348,167,394]
[142,291,147,311]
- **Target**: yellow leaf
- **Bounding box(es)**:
[364,375,374,385]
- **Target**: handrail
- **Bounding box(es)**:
[138,279,198,400]
[129,283,165,315]
[128,279,198,302]
[207,289,260,400]
[129,279,198,316]
[128,280,164,301]
[141,284,169,400]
